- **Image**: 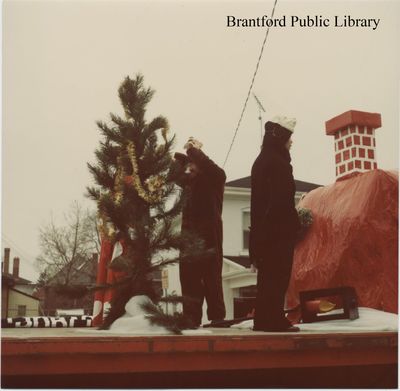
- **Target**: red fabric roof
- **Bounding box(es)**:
[287,169,398,314]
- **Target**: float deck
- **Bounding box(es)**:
[1,327,397,388]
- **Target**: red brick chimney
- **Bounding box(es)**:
[3,248,10,274]
[325,110,382,180]
[12,257,20,279]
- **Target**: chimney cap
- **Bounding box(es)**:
[325,110,382,136]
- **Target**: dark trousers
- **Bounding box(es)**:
[254,237,295,329]
[179,256,225,326]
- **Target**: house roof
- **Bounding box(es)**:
[224,255,251,268]
[2,272,32,285]
[226,176,322,193]
[46,256,97,285]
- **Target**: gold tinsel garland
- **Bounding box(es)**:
[113,156,125,206]
[97,210,117,242]
[98,126,169,240]
[126,141,165,204]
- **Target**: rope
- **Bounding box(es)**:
[222,0,279,168]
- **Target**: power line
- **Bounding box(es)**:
[1,234,37,267]
[2,234,35,259]
[222,0,278,168]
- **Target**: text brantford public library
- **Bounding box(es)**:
[226,15,380,30]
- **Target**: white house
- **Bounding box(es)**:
[165,176,321,323]
[2,252,40,318]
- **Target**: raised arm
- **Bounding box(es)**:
[186,147,226,184]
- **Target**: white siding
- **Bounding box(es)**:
[7,289,40,318]
[222,193,251,256]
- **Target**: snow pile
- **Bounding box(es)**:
[232,307,398,332]
[107,295,171,334]
[82,295,210,335]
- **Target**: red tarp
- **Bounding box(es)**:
[287,169,398,314]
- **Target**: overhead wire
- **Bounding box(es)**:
[222,0,279,168]
[1,233,37,268]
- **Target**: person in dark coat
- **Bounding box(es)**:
[249,116,301,332]
[174,137,226,327]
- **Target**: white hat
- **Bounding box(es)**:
[271,116,296,133]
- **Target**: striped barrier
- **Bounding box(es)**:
[1,316,93,328]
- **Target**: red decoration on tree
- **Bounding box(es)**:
[92,239,114,326]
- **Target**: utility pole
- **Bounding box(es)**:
[253,93,266,146]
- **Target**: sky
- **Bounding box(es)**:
[2,0,399,282]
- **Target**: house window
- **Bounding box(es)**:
[239,285,257,297]
[149,269,163,298]
[242,210,250,250]
[17,305,26,316]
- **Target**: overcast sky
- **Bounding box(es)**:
[3,0,399,281]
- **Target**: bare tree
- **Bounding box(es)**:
[36,201,100,285]
[85,210,101,255]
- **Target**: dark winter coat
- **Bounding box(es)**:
[181,148,226,254]
[249,135,300,265]
[179,147,226,324]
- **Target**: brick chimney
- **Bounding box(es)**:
[3,248,10,274]
[325,110,382,180]
[12,257,20,279]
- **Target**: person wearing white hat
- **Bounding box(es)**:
[249,116,301,332]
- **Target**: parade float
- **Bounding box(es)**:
[2,79,397,387]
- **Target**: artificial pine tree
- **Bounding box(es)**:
[86,74,203,333]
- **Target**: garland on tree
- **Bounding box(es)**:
[82,74,205,332]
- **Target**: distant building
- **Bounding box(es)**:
[37,254,98,316]
[2,249,40,318]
